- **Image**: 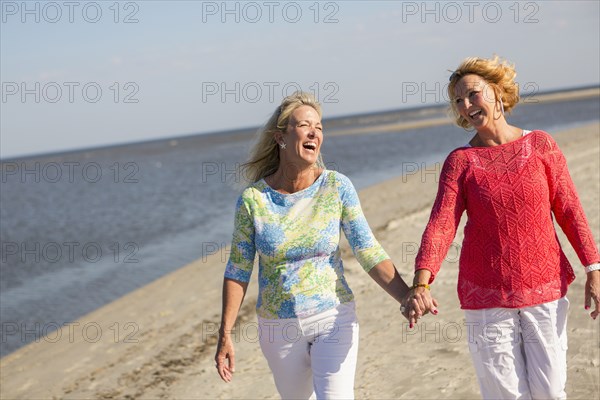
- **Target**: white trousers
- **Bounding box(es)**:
[258,302,359,400]
[464,297,569,400]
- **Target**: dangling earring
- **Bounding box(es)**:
[279,142,286,150]
[499,98,505,116]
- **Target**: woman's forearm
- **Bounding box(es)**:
[220,278,249,333]
[413,268,432,285]
[368,259,411,303]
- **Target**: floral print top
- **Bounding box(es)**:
[224,170,389,319]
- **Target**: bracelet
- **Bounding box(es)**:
[585,263,600,273]
[411,283,430,290]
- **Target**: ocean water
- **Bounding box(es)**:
[1,95,599,356]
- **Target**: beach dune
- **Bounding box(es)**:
[1,122,599,399]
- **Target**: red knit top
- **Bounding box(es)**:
[415,130,600,309]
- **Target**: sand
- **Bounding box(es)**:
[1,119,598,399]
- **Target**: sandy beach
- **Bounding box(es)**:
[1,118,598,399]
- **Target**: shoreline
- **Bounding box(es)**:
[2,87,597,162]
[327,87,600,137]
[1,122,599,399]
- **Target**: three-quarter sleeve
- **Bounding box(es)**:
[415,151,467,283]
[338,174,389,272]
[543,134,600,266]
[224,191,256,282]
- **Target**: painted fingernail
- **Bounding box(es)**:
[409,323,413,329]
[585,306,590,310]
[432,309,438,315]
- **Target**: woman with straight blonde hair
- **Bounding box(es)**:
[215,91,414,399]
[240,91,325,184]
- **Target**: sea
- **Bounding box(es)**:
[1,91,599,356]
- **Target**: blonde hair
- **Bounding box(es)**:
[241,91,324,183]
[447,56,520,129]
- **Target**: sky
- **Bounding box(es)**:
[1,0,599,159]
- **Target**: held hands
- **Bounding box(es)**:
[585,270,600,320]
[215,331,235,382]
[400,283,439,328]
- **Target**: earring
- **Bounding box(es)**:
[279,142,286,149]
[499,98,505,115]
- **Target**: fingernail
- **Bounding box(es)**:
[432,309,438,315]
[409,323,413,329]
[585,306,590,310]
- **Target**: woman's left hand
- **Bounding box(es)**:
[585,270,600,319]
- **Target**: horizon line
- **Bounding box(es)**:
[2,83,598,162]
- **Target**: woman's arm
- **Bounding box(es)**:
[337,173,389,272]
[367,259,411,304]
[216,191,256,382]
[408,152,466,323]
[414,150,466,284]
[543,134,600,316]
[336,172,442,325]
[215,278,249,382]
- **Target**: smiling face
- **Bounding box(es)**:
[453,74,501,130]
[278,105,323,170]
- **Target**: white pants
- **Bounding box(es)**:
[464,297,569,400]
[258,302,359,400]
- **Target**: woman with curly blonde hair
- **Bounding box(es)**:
[404,57,600,398]
[216,91,413,399]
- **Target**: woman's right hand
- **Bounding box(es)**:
[215,332,235,382]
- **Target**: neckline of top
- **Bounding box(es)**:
[261,169,328,196]
[464,129,535,149]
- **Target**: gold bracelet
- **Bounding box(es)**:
[411,283,430,291]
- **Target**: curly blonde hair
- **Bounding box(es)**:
[241,92,324,183]
[447,56,520,129]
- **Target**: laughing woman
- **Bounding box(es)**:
[215,91,413,399]
[405,56,600,399]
